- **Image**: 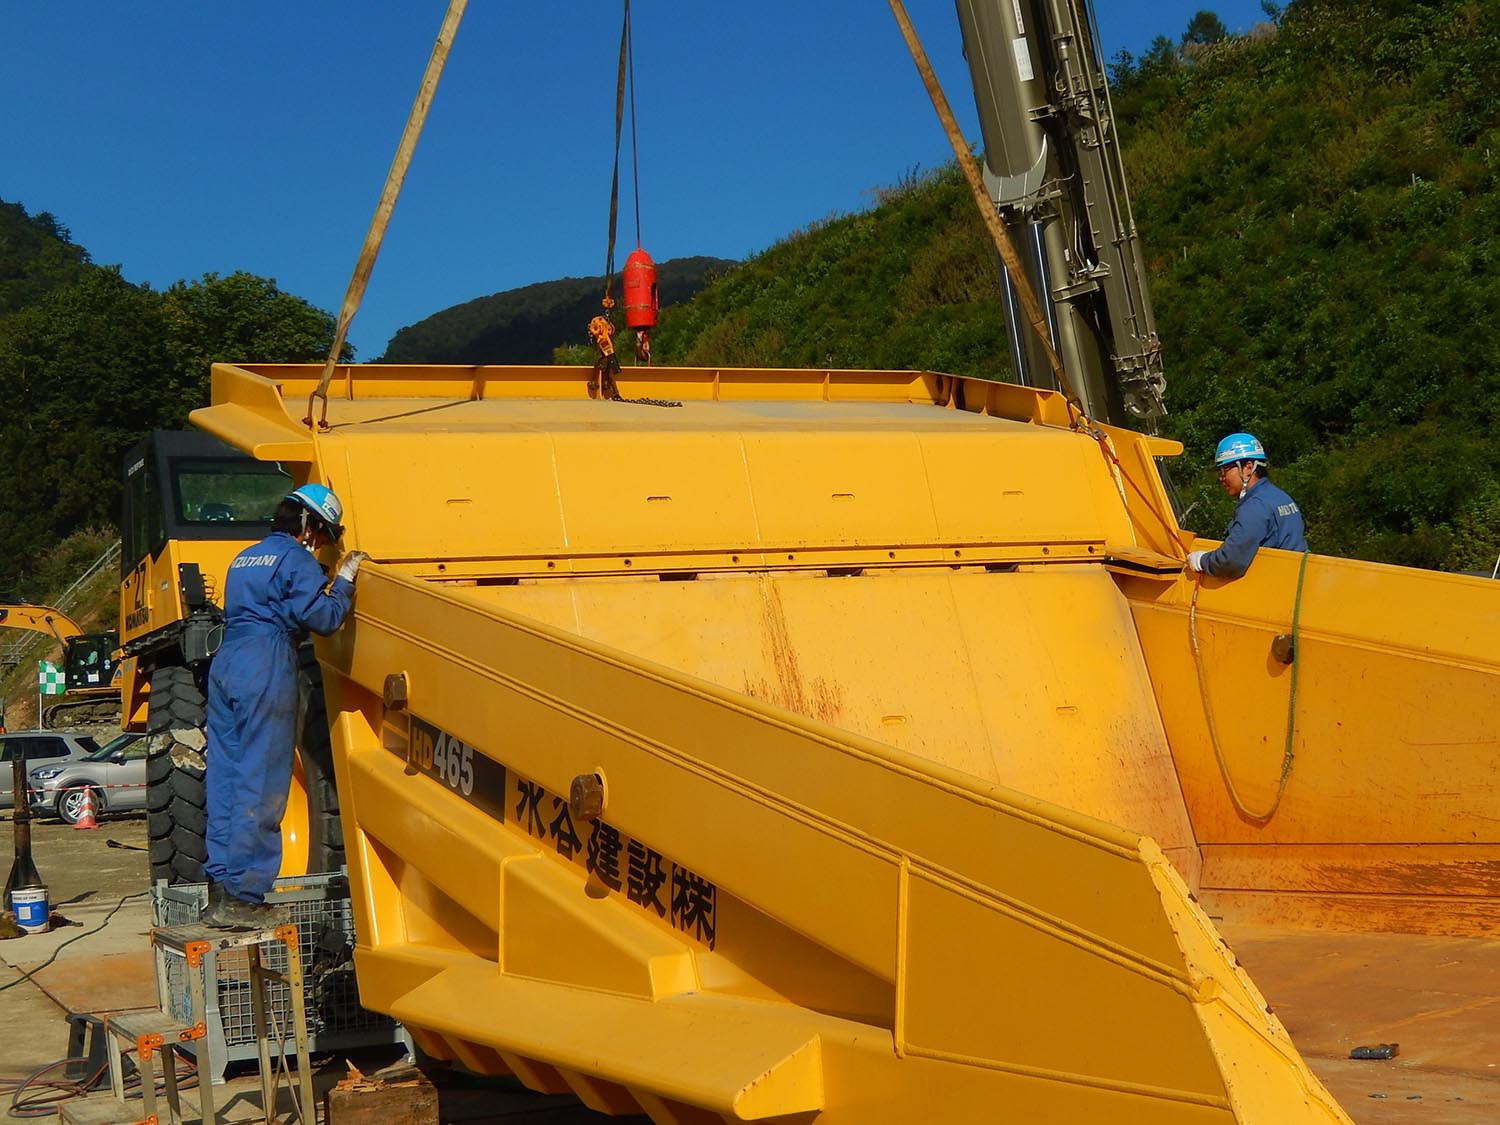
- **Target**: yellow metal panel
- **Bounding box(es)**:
[120,539,246,646]
[224,361,949,407]
[1126,551,1500,846]
[483,567,1201,888]
[1196,842,1500,933]
[279,403,1129,572]
[1145,844,1351,1124]
[329,430,569,563]
[191,363,1151,572]
[191,365,314,461]
[366,947,828,1118]
[344,749,510,936]
[918,425,1132,545]
[900,869,1229,1098]
[546,431,766,554]
[502,856,700,999]
[1123,550,1500,935]
[193,361,1360,1118]
[329,566,1186,971]
[307,564,1343,1119]
[738,430,941,546]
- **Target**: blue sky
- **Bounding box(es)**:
[3,2,1272,359]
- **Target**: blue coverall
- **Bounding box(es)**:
[1201,478,1308,578]
[205,532,354,902]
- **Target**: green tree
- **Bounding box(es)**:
[1183,11,1228,45]
[0,265,343,592]
[160,271,345,404]
[0,200,91,317]
[0,268,174,589]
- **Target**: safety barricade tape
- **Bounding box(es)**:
[0,781,151,797]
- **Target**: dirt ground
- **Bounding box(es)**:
[0,813,631,1123]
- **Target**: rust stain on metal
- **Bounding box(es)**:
[742,579,845,725]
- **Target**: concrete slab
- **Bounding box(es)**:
[0,815,626,1122]
[0,814,153,1080]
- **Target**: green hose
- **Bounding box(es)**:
[1189,549,1310,824]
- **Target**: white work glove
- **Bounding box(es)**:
[1186,550,1207,574]
[336,550,370,584]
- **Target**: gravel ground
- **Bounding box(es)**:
[0,814,630,1122]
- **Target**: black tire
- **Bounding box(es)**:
[148,665,207,730]
[168,795,206,836]
[296,644,344,874]
[145,665,208,885]
[145,648,344,887]
[170,825,207,862]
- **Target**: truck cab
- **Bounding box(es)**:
[118,430,292,730]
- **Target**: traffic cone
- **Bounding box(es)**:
[74,788,98,831]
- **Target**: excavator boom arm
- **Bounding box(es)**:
[0,603,85,646]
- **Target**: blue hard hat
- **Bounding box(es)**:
[287,483,345,537]
[1214,432,1267,468]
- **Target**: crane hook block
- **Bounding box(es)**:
[622,247,659,330]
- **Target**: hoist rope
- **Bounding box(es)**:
[886,0,1080,417]
[602,0,634,301]
[305,0,468,431]
[886,0,1184,559]
[627,11,642,249]
[1188,549,1310,824]
[592,0,676,409]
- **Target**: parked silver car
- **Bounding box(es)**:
[0,731,102,810]
[28,732,147,823]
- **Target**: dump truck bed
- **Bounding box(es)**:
[1222,924,1500,1123]
[190,362,1500,1124]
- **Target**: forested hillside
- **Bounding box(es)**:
[381,256,734,364]
[1119,0,1500,569]
[3,0,1497,585]
[655,0,1500,572]
[0,203,344,597]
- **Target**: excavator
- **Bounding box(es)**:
[142,2,1499,1121]
[0,603,120,728]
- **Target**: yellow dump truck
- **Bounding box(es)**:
[185,359,1500,1123]
[161,3,1497,1119]
[118,430,345,883]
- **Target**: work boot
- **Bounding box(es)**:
[199,882,227,922]
[200,892,289,932]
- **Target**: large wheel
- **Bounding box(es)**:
[294,644,345,874]
[145,649,344,887]
[145,665,208,884]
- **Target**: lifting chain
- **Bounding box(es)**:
[590,0,678,409]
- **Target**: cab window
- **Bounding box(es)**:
[123,454,166,571]
[0,737,67,761]
[172,458,290,526]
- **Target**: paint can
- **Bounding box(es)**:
[11,886,49,934]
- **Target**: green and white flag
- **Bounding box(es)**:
[37,661,66,696]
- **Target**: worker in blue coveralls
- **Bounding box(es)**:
[1187,432,1307,578]
[200,484,367,930]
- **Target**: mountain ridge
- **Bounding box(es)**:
[379,255,735,364]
